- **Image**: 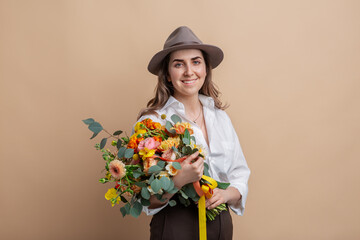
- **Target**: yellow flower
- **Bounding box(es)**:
[158,137,180,151]
[139,147,156,160]
[161,114,167,119]
[104,188,120,207]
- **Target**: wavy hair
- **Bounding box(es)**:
[137,51,228,119]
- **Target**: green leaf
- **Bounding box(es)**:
[185,146,192,155]
[124,203,131,214]
[182,184,197,198]
[141,198,151,206]
[184,129,190,140]
[172,146,178,152]
[165,121,176,134]
[157,160,165,168]
[204,162,210,177]
[113,130,123,136]
[132,169,144,179]
[151,179,161,193]
[190,136,196,144]
[130,201,142,218]
[149,173,155,184]
[183,137,190,145]
[100,138,107,149]
[217,181,230,190]
[172,162,181,170]
[148,165,162,174]
[124,148,134,158]
[120,207,127,217]
[179,189,189,199]
[116,139,122,149]
[90,132,99,139]
[169,200,177,207]
[82,118,94,125]
[88,122,103,133]
[117,147,126,158]
[141,187,150,200]
[160,177,170,191]
[120,196,128,203]
[134,181,147,188]
[171,114,182,124]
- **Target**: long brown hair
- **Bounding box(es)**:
[137,50,228,119]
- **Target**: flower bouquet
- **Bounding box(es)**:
[83,114,229,220]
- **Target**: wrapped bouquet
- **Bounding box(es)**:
[83,114,229,222]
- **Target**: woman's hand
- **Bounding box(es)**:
[172,151,204,189]
[205,187,242,210]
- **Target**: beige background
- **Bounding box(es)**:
[1,0,359,239]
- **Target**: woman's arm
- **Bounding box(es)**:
[148,151,204,209]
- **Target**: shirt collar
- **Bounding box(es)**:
[160,94,215,112]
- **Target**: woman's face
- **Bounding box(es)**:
[168,49,207,99]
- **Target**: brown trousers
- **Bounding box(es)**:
[150,201,233,240]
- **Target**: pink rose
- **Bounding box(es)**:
[161,149,176,160]
[137,137,160,151]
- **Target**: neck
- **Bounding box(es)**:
[173,93,202,117]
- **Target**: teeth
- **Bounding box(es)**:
[182,79,196,83]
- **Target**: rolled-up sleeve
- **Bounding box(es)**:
[225,118,251,215]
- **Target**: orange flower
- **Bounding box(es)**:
[172,122,194,135]
[153,136,163,142]
[131,185,141,194]
[127,137,138,149]
[143,156,158,174]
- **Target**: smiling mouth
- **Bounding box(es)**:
[181,79,197,84]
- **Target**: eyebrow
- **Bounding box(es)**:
[172,56,202,62]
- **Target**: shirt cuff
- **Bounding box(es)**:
[142,202,168,216]
[228,183,248,216]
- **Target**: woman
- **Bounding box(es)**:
[137,26,250,240]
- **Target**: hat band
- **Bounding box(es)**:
[166,40,202,49]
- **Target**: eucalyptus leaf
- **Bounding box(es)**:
[124,148,134,158]
[90,132,99,139]
[172,162,181,170]
[169,200,177,207]
[120,207,127,217]
[82,118,95,125]
[120,196,128,203]
[141,198,151,206]
[149,174,155,184]
[151,179,161,193]
[124,203,131,214]
[172,146,178,152]
[113,130,123,136]
[132,169,143,179]
[204,162,210,177]
[160,177,170,191]
[117,147,126,158]
[171,114,182,124]
[88,122,103,134]
[157,160,165,168]
[165,121,176,134]
[130,201,142,218]
[148,165,162,174]
[190,136,196,144]
[100,138,107,149]
[182,184,197,198]
[116,139,122,149]
[141,187,150,200]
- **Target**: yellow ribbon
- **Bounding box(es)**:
[195,175,218,240]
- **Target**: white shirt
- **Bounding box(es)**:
[139,94,250,216]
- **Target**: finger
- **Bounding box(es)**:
[192,156,204,167]
[184,151,200,163]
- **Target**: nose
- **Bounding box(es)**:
[184,64,194,76]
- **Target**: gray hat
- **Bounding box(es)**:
[148,26,224,75]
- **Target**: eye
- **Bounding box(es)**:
[174,63,182,68]
[193,60,201,65]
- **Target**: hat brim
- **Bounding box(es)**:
[147,44,224,75]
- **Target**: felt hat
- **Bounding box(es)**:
[148,26,224,75]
